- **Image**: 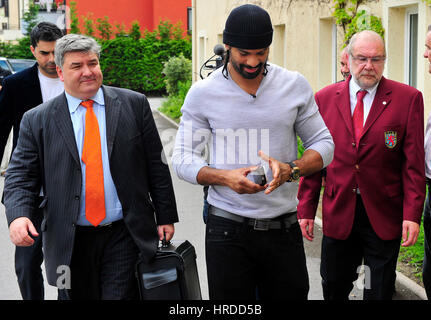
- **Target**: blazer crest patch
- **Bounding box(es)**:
[384,131,397,149]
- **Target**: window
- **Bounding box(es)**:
[187,7,192,35]
[272,24,285,67]
[332,23,337,84]
[405,9,418,88]
[318,19,337,88]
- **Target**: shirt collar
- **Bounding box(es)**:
[66,87,105,114]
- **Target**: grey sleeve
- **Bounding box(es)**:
[294,76,334,167]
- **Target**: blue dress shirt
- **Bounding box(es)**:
[66,88,123,226]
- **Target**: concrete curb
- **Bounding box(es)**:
[153,108,180,129]
[314,217,427,300]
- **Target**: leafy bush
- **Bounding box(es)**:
[297,136,305,159]
[159,80,191,121]
[0,37,33,59]
[162,55,192,96]
[97,20,191,94]
[100,33,191,94]
[0,11,191,95]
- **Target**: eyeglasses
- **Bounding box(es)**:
[351,55,386,65]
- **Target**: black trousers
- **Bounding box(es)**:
[205,213,309,300]
[15,211,44,300]
[59,220,140,300]
[423,188,431,299]
[320,195,400,300]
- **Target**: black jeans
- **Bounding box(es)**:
[423,189,431,299]
[321,195,400,300]
[205,212,309,300]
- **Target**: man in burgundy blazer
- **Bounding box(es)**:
[298,30,425,300]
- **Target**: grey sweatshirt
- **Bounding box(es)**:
[172,64,334,219]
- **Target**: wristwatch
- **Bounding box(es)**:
[287,161,300,182]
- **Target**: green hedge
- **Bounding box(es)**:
[0,37,34,59]
[99,35,191,94]
[1,19,191,95]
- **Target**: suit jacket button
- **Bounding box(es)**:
[352,143,356,147]
[352,188,357,193]
[75,195,80,200]
[355,164,359,170]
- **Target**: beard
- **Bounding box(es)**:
[356,73,380,89]
[41,62,58,76]
[230,58,266,80]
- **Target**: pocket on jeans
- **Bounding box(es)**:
[206,215,240,242]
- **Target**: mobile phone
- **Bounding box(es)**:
[248,166,267,186]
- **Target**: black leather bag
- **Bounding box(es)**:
[136,240,202,300]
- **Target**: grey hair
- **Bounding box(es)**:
[54,34,101,68]
[347,30,386,58]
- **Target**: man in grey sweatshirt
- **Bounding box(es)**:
[172,4,334,300]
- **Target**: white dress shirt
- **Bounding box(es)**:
[349,77,379,125]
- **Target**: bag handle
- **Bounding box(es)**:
[161,231,170,248]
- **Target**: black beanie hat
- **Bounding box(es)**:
[223,4,273,50]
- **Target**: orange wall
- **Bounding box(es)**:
[67,0,190,36]
[153,0,190,30]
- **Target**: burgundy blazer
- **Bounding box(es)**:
[297,76,425,241]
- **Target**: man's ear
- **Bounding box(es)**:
[56,66,64,82]
[30,45,36,58]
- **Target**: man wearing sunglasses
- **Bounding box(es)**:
[298,30,425,300]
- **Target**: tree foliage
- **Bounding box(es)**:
[162,55,192,96]
[23,1,40,36]
[69,1,80,34]
[332,0,385,46]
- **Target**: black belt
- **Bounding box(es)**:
[209,206,297,231]
[76,219,124,230]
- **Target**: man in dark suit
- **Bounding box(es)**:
[3,34,178,300]
[0,22,63,300]
[297,30,425,300]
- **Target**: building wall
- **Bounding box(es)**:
[153,0,191,31]
[0,0,28,40]
[192,0,431,122]
[67,0,190,35]
[8,0,20,30]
